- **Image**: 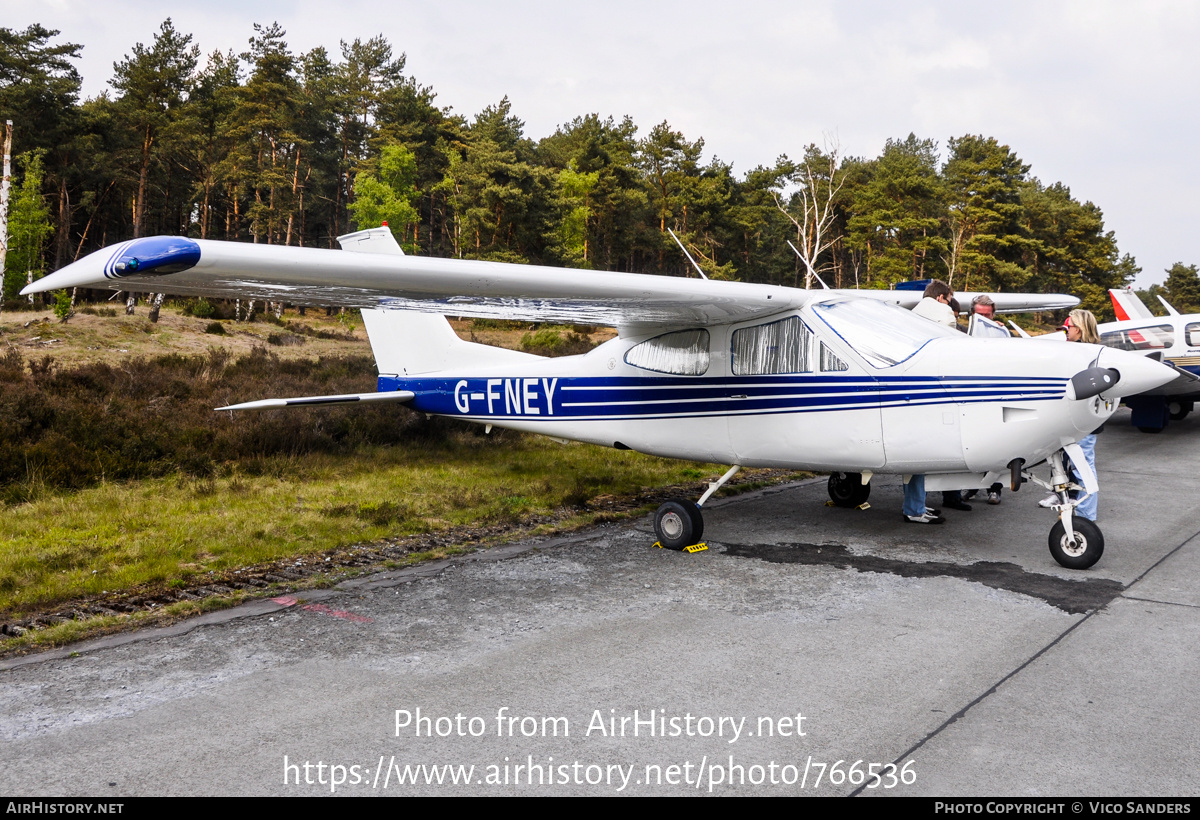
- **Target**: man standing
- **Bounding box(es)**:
[970,293,996,320]
[911,279,956,327]
[908,280,967,516]
[963,295,1004,504]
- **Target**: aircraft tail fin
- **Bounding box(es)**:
[337,226,406,255]
[361,309,542,377]
[1109,287,1155,321]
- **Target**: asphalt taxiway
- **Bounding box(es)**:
[2,409,1198,796]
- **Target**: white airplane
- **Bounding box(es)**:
[1100,286,1200,432]
[22,231,1177,570]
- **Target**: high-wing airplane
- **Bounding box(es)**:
[23,231,1176,570]
[1098,286,1200,432]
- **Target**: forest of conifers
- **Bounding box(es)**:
[6,19,1196,319]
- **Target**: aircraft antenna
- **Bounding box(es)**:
[786,240,831,289]
[666,228,708,280]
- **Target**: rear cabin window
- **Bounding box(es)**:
[1101,324,1174,351]
[624,329,710,375]
[731,316,812,375]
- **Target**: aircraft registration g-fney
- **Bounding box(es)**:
[23,230,1177,570]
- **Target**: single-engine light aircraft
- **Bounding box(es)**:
[23,230,1177,569]
[1098,287,1200,432]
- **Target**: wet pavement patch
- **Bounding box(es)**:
[722,543,1125,614]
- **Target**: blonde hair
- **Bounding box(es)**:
[1068,309,1100,344]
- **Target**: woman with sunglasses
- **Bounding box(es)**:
[1040,309,1102,520]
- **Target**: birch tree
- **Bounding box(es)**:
[0,120,11,315]
[774,142,845,289]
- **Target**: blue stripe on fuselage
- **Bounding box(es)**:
[376,374,1067,421]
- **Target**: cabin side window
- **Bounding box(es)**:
[1100,324,1174,351]
[1186,323,1200,347]
[820,342,848,372]
[731,316,812,375]
[624,329,710,375]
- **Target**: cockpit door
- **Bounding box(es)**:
[725,314,885,471]
[877,350,965,472]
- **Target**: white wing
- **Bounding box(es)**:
[23,233,1077,330]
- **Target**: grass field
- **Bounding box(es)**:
[0,303,799,654]
[0,434,735,614]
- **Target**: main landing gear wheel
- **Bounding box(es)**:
[1048,518,1104,570]
[1169,401,1192,421]
[654,499,704,550]
[827,472,870,508]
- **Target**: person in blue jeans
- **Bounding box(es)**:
[1038,310,1101,520]
[903,474,944,524]
[1073,432,1098,521]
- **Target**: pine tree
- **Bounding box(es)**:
[943,135,1030,292]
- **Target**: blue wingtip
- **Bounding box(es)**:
[107,236,201,278]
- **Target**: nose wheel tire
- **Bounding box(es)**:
[1048,518,1104,569]
[654,499,704,550]
[828,472,870,508]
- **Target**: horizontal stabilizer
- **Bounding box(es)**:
[216,390,415,412]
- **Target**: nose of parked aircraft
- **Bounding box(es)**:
[1092,347,1178,399]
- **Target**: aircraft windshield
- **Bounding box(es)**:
[812,299,959,368]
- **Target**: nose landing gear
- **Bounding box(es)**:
[1048,517,1104,570]
[1020,446,1104,570]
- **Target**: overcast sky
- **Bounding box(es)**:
[9,0,1200,287]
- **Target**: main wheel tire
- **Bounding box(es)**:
[828,472,870,508]
[685,502,705,544]
[655,499,701,550]
[1169,401,1192,421]
[1048,517,1104,570]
